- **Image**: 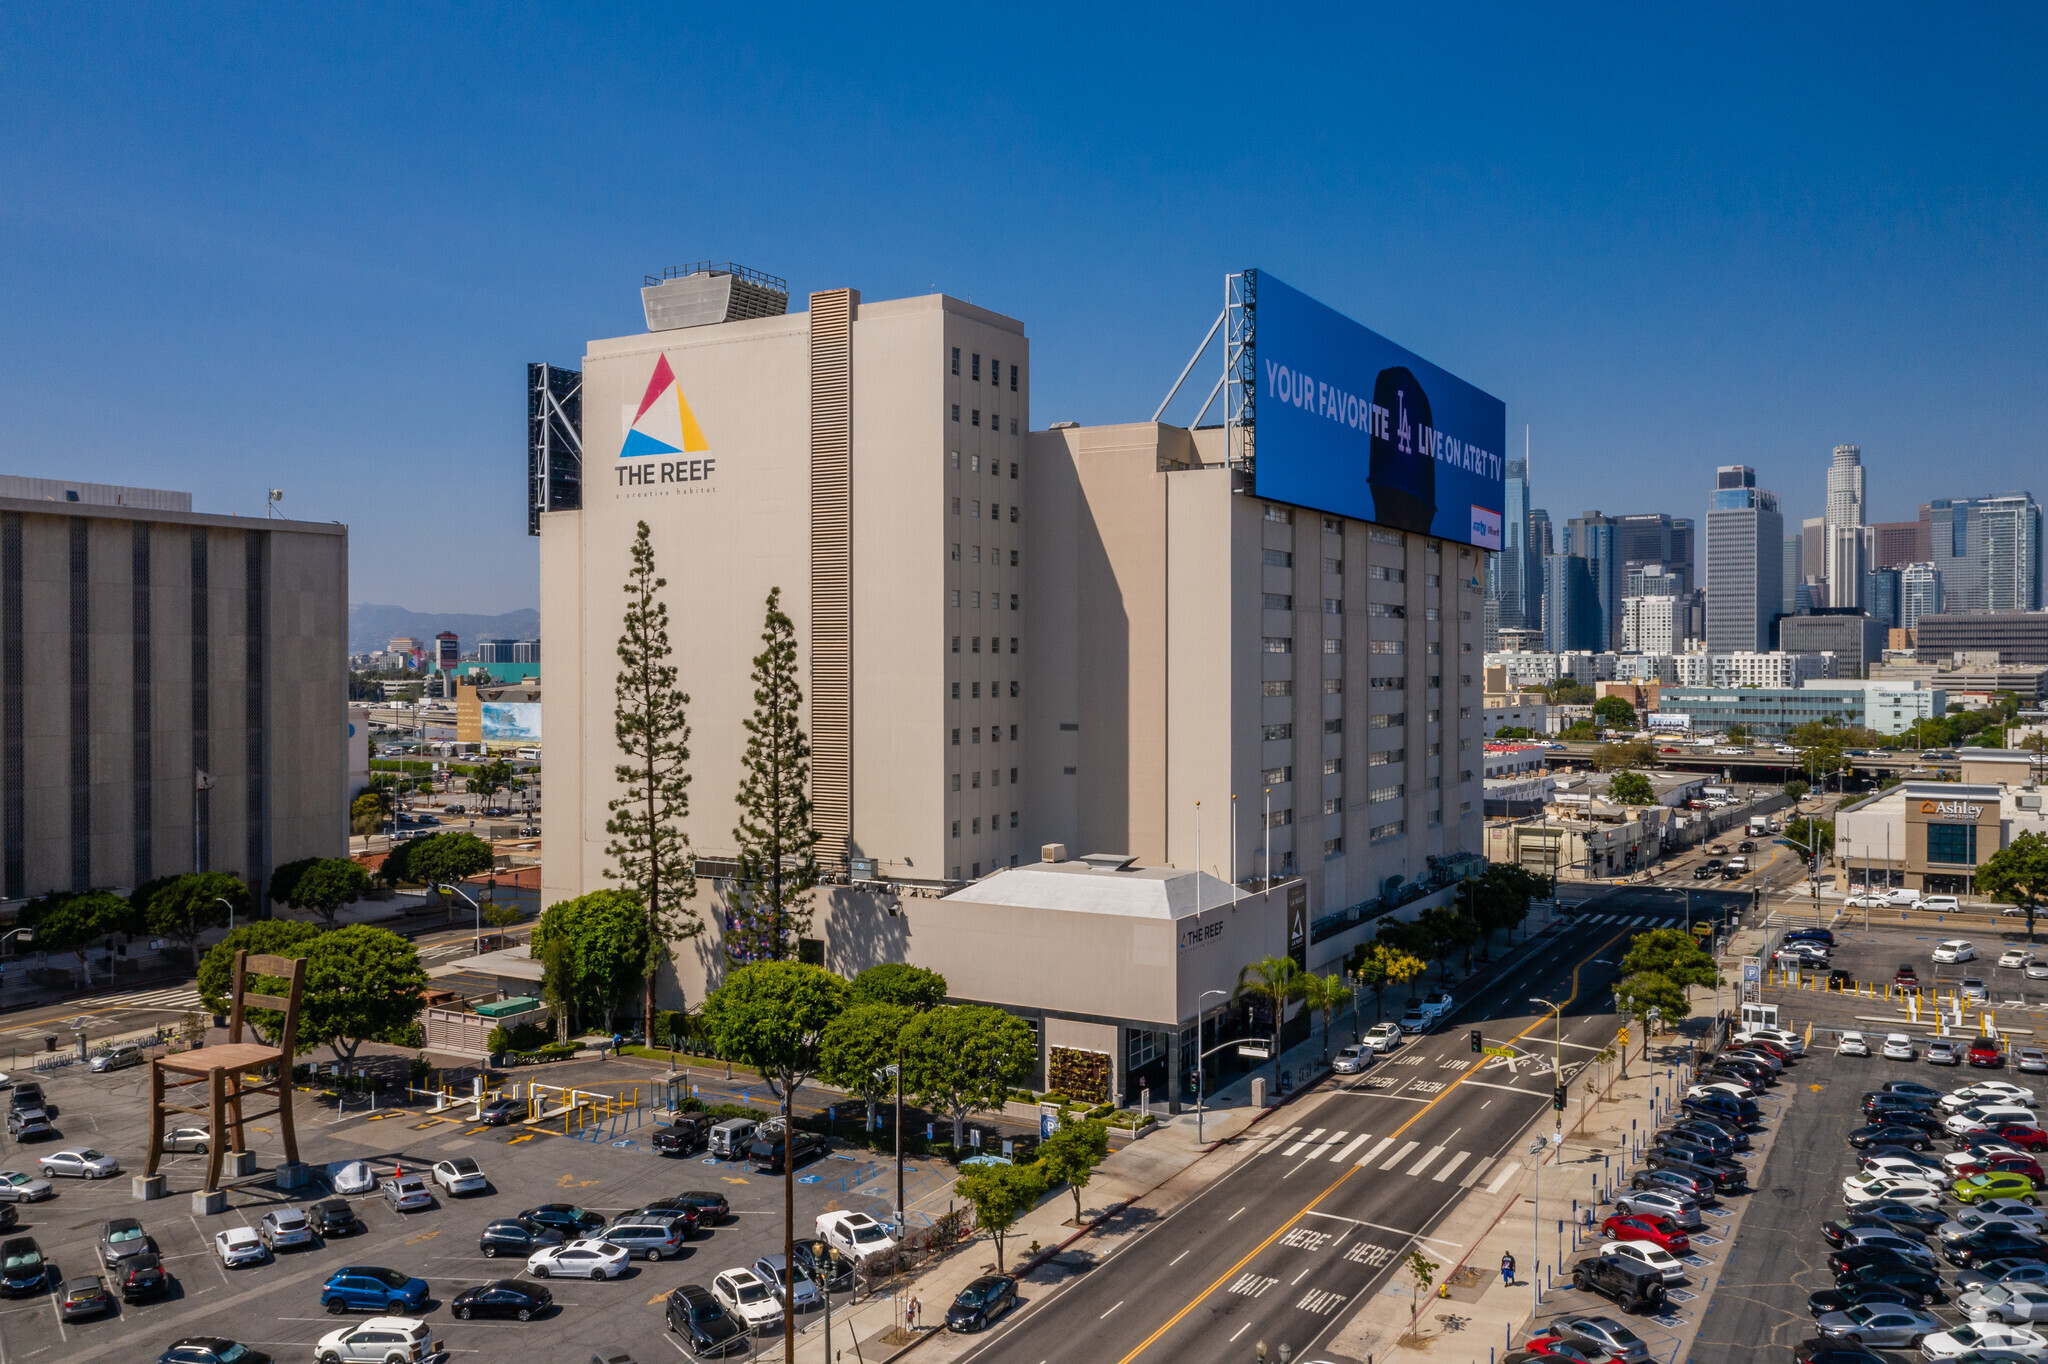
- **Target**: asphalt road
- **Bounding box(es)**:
[944,890,1726,1364]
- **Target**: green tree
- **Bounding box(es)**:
[1981,832,2048,942]
[463,759,514,805]
[1614,970,1690,1060]
[1234,955,1304,1076]
[406,832,496,887]
[271,857,374,929]
[1592,695,1638,730]
[955,1161,1047,1273]
[1491,726,1537,740]
[1373,919,1436,998]
[1620,927,1720,989]
[130,872,248,967]
[846,963,949,1010]
[700,960,846,1361]
[196,921,326,1042]
[819,1001,914,1132]
[1299,972,1352,1060]
[299,925,430,1066]
[1037,1118,1110,1224]
[1607,770,1656,805]
[902,1004,1037,1149]
[1593,740,1657,771]
[725,588,820,964]
[532,890,654,1030]
[21,891,136,985]
[604,521,700,1030]
[1785,815,1835,858]
[2019,733,2048,756]
[1726,723,1750,743]
[1544,678,1595,705]
[350,790,388,836]
[536,933,575,1041]
[1783,778,1810,800]
[1346,941,1425,1025]
[1417,904,1477,975]
[1406,1248,1441,1314]
[1560,719,1598,741]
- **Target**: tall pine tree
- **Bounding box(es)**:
[726,587,820,962]
[604,521,700,1029]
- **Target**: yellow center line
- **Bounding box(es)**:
[1112,925,1632,1364]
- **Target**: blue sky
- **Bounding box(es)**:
[4,4,2042,612]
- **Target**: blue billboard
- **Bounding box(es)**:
[1251,272,1506,551]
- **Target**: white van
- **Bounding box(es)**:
[708,1117,759,1159]
[1922,895,1962,913]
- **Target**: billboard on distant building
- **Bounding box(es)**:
[1647,713,1692,732]
[480,702,542,742]
[1250,271,1506,551]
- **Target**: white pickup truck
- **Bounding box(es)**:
[815,1210,898,1262]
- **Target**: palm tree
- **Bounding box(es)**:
[1235,955,1304,1081]
[1299,972,1352,1062]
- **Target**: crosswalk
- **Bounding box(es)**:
[1571,914,1680,928]
[84,985,205,1012]
[1252,1124,1521,1192]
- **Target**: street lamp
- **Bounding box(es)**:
[212,897,238,935]
[1529,1134,1548,1310]
[1194,988,1231,1144]
[883,1057,905,1228]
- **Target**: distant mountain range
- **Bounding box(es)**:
[349,604,540,655]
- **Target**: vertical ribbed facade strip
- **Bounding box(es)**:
[807,288,857,868]
[0,494,342,906]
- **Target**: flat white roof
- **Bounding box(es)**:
[943,860,1248,921]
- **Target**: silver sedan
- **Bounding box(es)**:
[1813,1303,1941,1347]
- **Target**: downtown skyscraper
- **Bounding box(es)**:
[1705,465,1784,653]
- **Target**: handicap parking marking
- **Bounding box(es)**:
[1665,1288,1697,1302]
[1680,1254,1709,1266]
[1691,1233,1721,1245]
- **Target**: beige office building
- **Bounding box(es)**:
[539,269,1484,1014]
[0,479,347,906]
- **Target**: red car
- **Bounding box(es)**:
[1599,1212,1691,1253]
[1522,1337,1621,1364]
[1969,1040,2007,1068]
[1987,1124,2048,1152]
[1737,1039,1792,1061]
[1951,1153,2048,1185]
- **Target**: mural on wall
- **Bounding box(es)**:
[1048,1046,1112,1105]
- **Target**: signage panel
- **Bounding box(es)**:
[480,702,542,742]
[1251,271,1507,550]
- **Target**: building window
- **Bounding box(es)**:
[972,727,981,743]
[1425,607,1440,621]
[1010,419,1018,434]
[1370,565,1405,582]
[1427,642,1441,655]
[1010,637,1019,653]
[1323,677,1342,695]
[1428,675,1442,689]
[951,821,960,837]
[1370,640,1404,655]
[1324,718,1343,735]
[1460,801,1472,813]
[971,681,981,699]
[1264,593,1293,611]
[989,412,998,430]
[1323,757,1342,775]
[971,771,981,788]
[1370,750,1402,766]
[1010,549,1019,566]
[1323,598,1343,614]
[951,497,961,515]
[1009,364,1018,391]
[970,455,980,473]
[1927,822,1978,865]
[1460,674,1472,686]
[1262,637,1293,654]
[951,729,960,745]
[1063,766,1076,775]
[1428,740,1441,755]
[973,636,982,653]
[1324,838,1344,857]
[1263,680,1293,697]
[950,590,960,607]
[1462,641,1473,652]
[1460,706,1473,719]
[1010,463,1019,479]
[1269,808,1292,827]
[1426,573,1441,587]
[1262,723,1293,741]
[1368,677,1405,691]
[951,636,960,653]
[1370,784,1403,804]
[951,348,961,375]
[1323,797,1344,815]
[1370,819,1404,840]
[951,404,960,422]
[1368,603,1404,618]
[972,817,981,834]
[1009,680,1019,697]
[1009,505,1019,523]
[1010,811,1018,828]
[950,682,960,699]
[1010,767,1018,783]
[1460,769,1474,782]
[1010,593,1020,611]
[1427,712,1440,726]
[972,353,981,381]
[950,773,960,791]
[950,542,960,560]
[1370,712,1404,728]
[1323,556,1343,573]
[1264,504,1292,524]
[972,410,981,427]
[1323,516,1342,533]
[1263,549,1293,568]
[1323,638,1341,655]
[1460,610,1471,621]
[1370,528,1403,546]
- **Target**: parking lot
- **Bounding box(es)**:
[1765,917,2048,1034]
[0,1055,920,1364]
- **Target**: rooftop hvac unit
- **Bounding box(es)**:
[642,262,790,331]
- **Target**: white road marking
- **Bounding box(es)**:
[1380,1140,1420,1171]
[1330,1134,1371,1163]
[1433,1152,1471,1182]
[1358,1137,1395,1167]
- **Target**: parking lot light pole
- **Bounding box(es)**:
[1530,1135,1547,1310]
[212,897,237,936]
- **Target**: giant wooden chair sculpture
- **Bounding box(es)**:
[146,950,306,1191]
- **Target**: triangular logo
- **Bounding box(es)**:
[621,355,710,457]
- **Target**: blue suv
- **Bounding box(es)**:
[319,1266,429,1314]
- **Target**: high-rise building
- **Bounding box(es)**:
[1827,525,1867,611]
[1901,562,1942,630]
[1625,564,1682,598]
[511,639,541,664]
[1563,512,1620,650]
[1542,554,1602,653]
[1670,518,1696,592]
[1782,535,1804,614]
[1871,519,1927,569]
[1864,566,1902,631]
[1802,517,1828,586]
[1914,611,2048,667]
[1492,457,1538,632]
[435,632,460,673]
[1622,594,1677,654]
[1826,444,1865,530]
[1922,494,2043,613]
[1705,465,1784,654]
[1824,445,1866,610]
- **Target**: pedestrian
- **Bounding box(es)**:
[907,1295,919,1331]
[1501,1251,1516,1286]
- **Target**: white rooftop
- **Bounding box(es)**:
[942,858,1246,921]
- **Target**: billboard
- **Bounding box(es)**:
[480,702,542,742]
[1646,713,1693,732]
[1251,272,1506,550]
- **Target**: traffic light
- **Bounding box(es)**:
[1470,1030,1483,1054]
[1552,1086,1567,1112]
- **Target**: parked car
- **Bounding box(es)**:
[521,1204,607,1237]
[8,1084,54,1117]
[667,1283,749,1356]
[310,1199,361,1238]
[38,1148,118,1180]
[116,1252,169,1302]
[1362,1022,1402,1052]
[88,1044,145,1074]
[2004,952,2039,970]
[258,1207,313,1252]
[311,1316,437,1364]
[1886,1035,1921,1061]
[481,1218,567,1258]
[320,1266,431,1315]
[1551,1317,1652,1363]
[1630,1167,1721,1206]
[672,1191,732,1225]
[2019,1051,2048,1075]
[1610,1188,1704,1228]
[56,1276,116,1321]
[816,1210,898,1261]
[603,1218,687,1262]
[1962,1284,2048,1324]
[155,1341,274,1364]
[528,1239,631,1280]
[163,1126,211,1153]
[747,1130,828,1174]
[1841,1033,1873,1057]
[214,1227,267,1268]
[1936,941,1979,964]
[1569,1255,1668,1314]
[431,1158,488,1196]
[479,1097,524,1126]
[1898,966,1923,992]
[1957,1173,2047,1205]
[652,1116,715,1156]
[1333,1044,1373,1074]
[99,1217,153,1268]
[1812,1302,1941,1348]
[1919,1322,2048,1359]
[1808,1283,1926,1317]
[1600,1213,1690,1253]
[1598,1239,1685,1283]
[0,1172,50,1203]
[381,1175,433,1212]
[451,1279,553,1321]
[751,1254,821,1311]
[1852,1124,1938,1152]
[1933,1042,1967,1067]
[0,1237,47,1295]
[712,1268,786,1333]
[1835,1261,1948,1305]
[329,1162,377,1195]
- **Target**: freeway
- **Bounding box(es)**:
[951,890,1726,1364]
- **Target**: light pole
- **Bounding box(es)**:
[1529,1134,1548,1311]
[1531,996,1564,1136]
[885,1057,904,1228]
[1194,988,1231,1144]
[212,896,238,936]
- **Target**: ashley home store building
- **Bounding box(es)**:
[1836,754,2048,894]
[536,265,1496,1103]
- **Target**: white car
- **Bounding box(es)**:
[1886,1035,1920,1061]
[1926,897,1964,914]
[431,1158,488,1196]
[815,1210,898,1262]
[1847,893,1891,910]
[1361,1022,1402,1053]
[528,1238,630,1280]
[38,1148,119,1180]
[1947,1146,2026,1174]
[2004,951,2039,970]
[1949,1106,2042,1136]
[1936,941,1979,964]
[1844,1173,1944,1208]
[2028,966,2048,983]
[163,1126,211,1154]
[1864,1155,1946,1183]
[329,1160,377,1194]
[257,1207,313,1250]
[1332,1045,1373,1075]
[314,1317,436,1364]
[2020,1050,2048,1074]
[1598,1239,1685,1283]
[1946,1083,2039,1112]
[214,1225,267,1268]
[1840,1032,1872,1057]
[1398,1005,1434,1034]
[1962,1283,2048,1324]
[1920,1322,2048,1360]
[1738,1026,1806,1055]
[713,1267,786,1333]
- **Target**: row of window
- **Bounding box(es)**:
[951,636,1019,653]
[951,406,1019,433]
[1370,784,1404,804]
[951,725,1019,744]
[951,498,1019,521]
[950,768,1019,790]
[950,680,1018,699]
[950,349,1020,391]
[951,812,1021,836]
[954,857,1020,879]
[951,545,1019,565]
[952,453,1019,478]
[949,590,1020,610]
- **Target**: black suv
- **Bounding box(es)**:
[7,1085,54,1119]
[1570,1254,1667,1314]
[670,1191,732,1226]
[666,1283,747,1357]
[480,1219,566,1258]
[748,1131,828,1174]
[652,1116,715,1158]
[309,1200,361,1237]
[1646,1149,1747,1192]
[519,1205,605,1237]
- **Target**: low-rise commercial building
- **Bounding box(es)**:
[1835,755,2048,893]
[1778,611,1888,676]
[1657,683,1873,739]
[1915,612,2048,667]
[1869,661,2048,704]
